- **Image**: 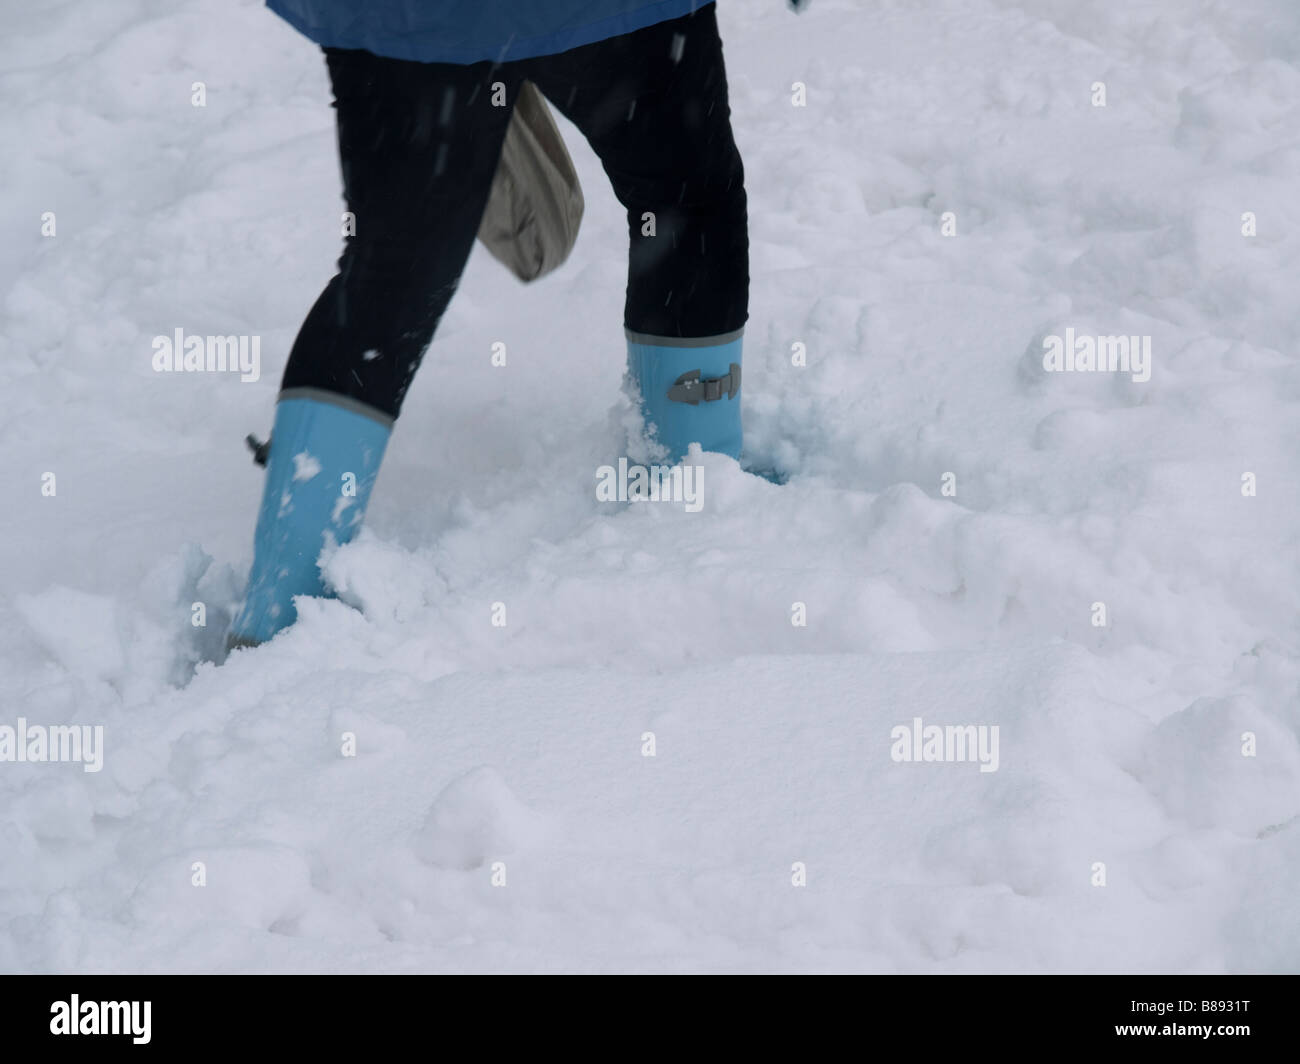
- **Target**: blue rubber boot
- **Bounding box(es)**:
[228,389,391,648]
[625,329,743,463]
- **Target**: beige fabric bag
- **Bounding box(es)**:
[477,81,585,282]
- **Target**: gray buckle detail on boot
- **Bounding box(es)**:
[246,433,271,467]
[667,363,741,405]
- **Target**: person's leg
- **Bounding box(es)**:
[282,47,520,416]
[526,5,749,461]
[231,49,519,647]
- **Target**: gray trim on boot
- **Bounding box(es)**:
[624,327,745,348]
[277,387,396,428]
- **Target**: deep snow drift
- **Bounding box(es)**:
[1,0,1298,972]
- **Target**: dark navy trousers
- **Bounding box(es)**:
[281,6,749,419]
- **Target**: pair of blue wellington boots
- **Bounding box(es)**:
[227,334,742,647]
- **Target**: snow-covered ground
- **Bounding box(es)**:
[2,0,1298,972]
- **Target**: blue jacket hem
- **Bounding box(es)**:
[267,0,713,65]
